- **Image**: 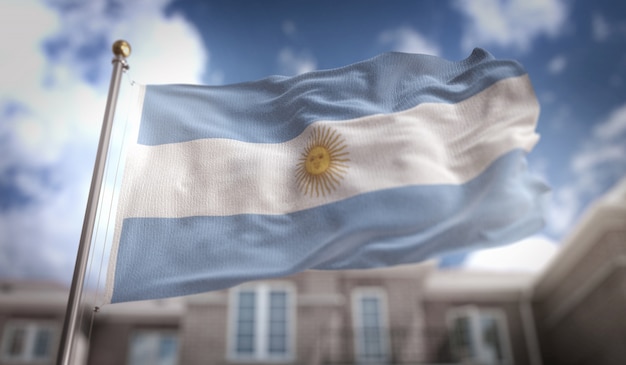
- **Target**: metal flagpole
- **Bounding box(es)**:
[56,40,131,365]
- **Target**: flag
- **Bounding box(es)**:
[105,48,548,303]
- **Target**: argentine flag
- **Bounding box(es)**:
[105,49,548,303]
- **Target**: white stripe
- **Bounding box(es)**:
[118,75,538,218]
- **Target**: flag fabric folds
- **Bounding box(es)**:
[105,48,548,303]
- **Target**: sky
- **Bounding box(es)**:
[1,0,625,285]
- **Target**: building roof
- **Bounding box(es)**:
[532,177,626,299]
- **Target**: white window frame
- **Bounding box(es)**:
[0,320,58,363]
[446,306,514,365]
[227,282,296,363]
[127,329,179,365]
[351,287,390,364]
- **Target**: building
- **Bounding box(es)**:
[1,179,624,365]
[83,263,543,365]
[532,179,626,365]
[0,281,89,365]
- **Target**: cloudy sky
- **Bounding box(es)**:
[1,0,625,285]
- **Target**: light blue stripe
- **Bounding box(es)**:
[111,150,548,303]
[139,48,527,145]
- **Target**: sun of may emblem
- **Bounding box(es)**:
[296,125,350,197]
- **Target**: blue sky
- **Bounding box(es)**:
[1,0,625,284]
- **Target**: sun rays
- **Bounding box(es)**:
[296,125,350,197]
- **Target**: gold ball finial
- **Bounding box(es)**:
[112,40,131,58]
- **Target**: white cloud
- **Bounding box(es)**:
[547,55,567,74]
[378,26,440,56]
[1,0,208,161]
[277,48,317,76]
[572,144,625,174]
[0,0,59,102]
[545,186,580,235]
[592,13,611,42]
[0,156,90,281]
[0,0,208,283]
[45,0,207,86]
[592,103,626,140]
[465,235,559,272]
[573,103,626,178]
[455,0,568,52]
[544,103,626,237]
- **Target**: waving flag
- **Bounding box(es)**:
[105,48,548,303]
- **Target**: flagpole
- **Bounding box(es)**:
[56,40,131,365]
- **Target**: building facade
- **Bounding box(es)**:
[0,262,540,365]
[531,179,626,365]
[64,263,538,365]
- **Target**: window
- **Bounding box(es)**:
[128,331,178,365]
[447,306,513,365]
[0,321,57,362]
[352,288,389,364]
[229,283,295,362]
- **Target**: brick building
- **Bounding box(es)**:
[84,263,535,365]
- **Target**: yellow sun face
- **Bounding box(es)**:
[305,146,331,175]
[296,125,350,197]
